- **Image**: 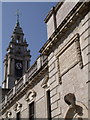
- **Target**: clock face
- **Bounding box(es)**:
[15,60,23,78]
[16,62,22,70]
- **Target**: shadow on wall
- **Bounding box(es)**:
[64,93,88,120]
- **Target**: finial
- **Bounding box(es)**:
[16,9,20,26]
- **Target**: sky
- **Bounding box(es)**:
[0,2,57,85]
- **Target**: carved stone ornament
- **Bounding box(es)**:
[5,110,12,118]
[41,75,49,88]
[25,89,36,102]
[75,34,83,69]
[13,102,22,111]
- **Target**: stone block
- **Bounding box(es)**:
[49,62,55,73]
[50,88,57,97]
[80,19,90,36]
[48,56,56,66]
[81,12,90,26]
[51,101,58,111]
[48,52,54,61]
[49,75,56,85]
[52,107,61,117]
[51,93,60,104]
[82,46,88,66]
[49,67,57,78]
[50,79,59,91]
[56,2,77,27]
[47,15,55,39]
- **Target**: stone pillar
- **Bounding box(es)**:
[4,60,8,81]
[7,56,14,76]
[6,56,15,89]
[7,57,11,75]
[24,57,30,72]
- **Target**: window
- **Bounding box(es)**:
[29,102,34,120]
[47,90,51,119]
[16,112,20,120]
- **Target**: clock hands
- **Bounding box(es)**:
[16,62,22,70]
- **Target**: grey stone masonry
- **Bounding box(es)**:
[40,1,90,119]
[1,1,90,119]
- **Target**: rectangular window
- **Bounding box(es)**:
[16,112,20,120]
[47,90,51,119]
[29,102,34,120]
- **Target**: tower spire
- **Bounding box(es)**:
[16,9,20,26]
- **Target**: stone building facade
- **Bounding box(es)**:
[1,1,90,119]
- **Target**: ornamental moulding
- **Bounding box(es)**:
[25,89,36,102]
[41,75,49,88]
[5,110,12,118]
[13,102,22,111]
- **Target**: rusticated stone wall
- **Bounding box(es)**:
[47,8,90,118]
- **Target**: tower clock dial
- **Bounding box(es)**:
[16,62,22,70]
[15,60,23,78]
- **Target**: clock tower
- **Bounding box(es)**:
[2,12,31,89]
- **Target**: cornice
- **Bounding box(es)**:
[40,2,90,55]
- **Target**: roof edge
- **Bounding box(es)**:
[44,2,64,23]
